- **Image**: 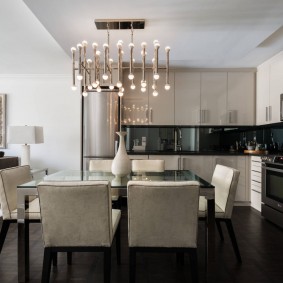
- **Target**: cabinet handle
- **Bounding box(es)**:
[149,108,153,124]
[269,106,272,121]
[229,111,232,123]
[178,157,181,170]
[266,107,268,122]
[201,110,205,123]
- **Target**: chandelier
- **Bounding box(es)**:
[71,19,171,97]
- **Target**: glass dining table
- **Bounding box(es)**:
[17,169,215,283]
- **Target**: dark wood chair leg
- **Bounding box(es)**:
[129,248,136,283]
[215,219,224,241]
[104,248,111,283]
[52,252,57,266]
[67,252,72,265]
[176,252,184,265]
[189,249,198,283]
[41,248,52,283]
[225,219,242,263]
[0,220,10,253]
[116,223,121,264]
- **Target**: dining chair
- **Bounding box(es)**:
[37,180,121,283]
[0,165,40,254]
[131,159,165,172]
[199,164,241,262]
[127,180,200,283]
[89,159,120,208]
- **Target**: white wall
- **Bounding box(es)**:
[1,75,81,173]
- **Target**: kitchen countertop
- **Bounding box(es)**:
[127,150,277,156]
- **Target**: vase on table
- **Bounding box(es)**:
[111,131,131,178]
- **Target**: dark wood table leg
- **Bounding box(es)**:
[18,196,29,282]
[206,198,215,282]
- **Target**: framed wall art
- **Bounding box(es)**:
[0,94,6,148]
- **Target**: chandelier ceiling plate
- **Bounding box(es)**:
[94,19,145,30]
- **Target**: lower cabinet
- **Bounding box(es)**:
[213,156,250,204]
[149,155,180,170]
[250,156,262,212]
[181,156,213,182]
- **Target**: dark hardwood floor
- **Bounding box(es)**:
[1,206,283,283]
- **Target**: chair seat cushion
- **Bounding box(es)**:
[11,197,41,220]
[198,196,225,218]
[112,209,121,235]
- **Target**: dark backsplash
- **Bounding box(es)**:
[123,123,283,153]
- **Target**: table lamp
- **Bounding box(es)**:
[8,126,44,166]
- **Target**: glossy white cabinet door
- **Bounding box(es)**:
[175,72,201,125]
[269,57,283,123]
[148,70,175,125]
[227,72,255,125]
[201,72,227,125]
[256,64,270,125]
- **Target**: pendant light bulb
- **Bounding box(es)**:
[118,91,124,97]
[102,73,108,80]
[82,91,88,97]
[92,82,98,88]
[131,83,136,90]
[117,81,122,88]
[96,86,102,92]
[141,80,147,88]
[87,85,92,90]
[165,84,171,90]
[71,85,77,91]
[109,84,114,90]
[153,73,160,80]
[153,90,158,96]
[128,73,134,80]
[77,74,83,81]
[141,87,146,93]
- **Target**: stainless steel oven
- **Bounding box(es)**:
[262,156,283,228]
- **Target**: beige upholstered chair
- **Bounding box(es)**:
[0,165,40,253]
[199,164,241,262]
[131,159,165,172]
[127,180,200,283]
[38,180,121,283]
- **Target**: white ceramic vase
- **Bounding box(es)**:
[111,131,131,178]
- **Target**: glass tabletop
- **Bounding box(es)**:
[17,170,214,189]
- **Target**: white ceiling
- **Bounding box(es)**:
[1,0,283,74]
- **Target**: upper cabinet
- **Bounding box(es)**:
[175,72,201,125]
[201,72,227,125]
[122,69,256,126]
[256,52,283,125]
[121,69,174,126]
[227,72,255,125]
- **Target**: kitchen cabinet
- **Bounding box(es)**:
[121,70,174,125]
[213,156,250,203]
[149,155,180,170]
[256,53,283,125]
[250,156,262,212]
[201,72,227,125]
[121,70,149,125]
[181,156,213,181]
[227,72,255,125]
[175,72,201,125]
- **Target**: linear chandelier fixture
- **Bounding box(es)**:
[71,19,171,97]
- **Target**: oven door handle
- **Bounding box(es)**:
[262,165,283,174]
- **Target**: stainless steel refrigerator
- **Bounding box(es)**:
[83,90,119,170]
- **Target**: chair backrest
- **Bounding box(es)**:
[37,181,113,247]
[127,180,200,248]
[212,164,240,219]
[0,165,31,219]
[89,159,113,172]
[132,159,165,172]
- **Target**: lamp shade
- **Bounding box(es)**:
[8,126,44,144]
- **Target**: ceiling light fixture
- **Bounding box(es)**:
[71,19,171,97]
